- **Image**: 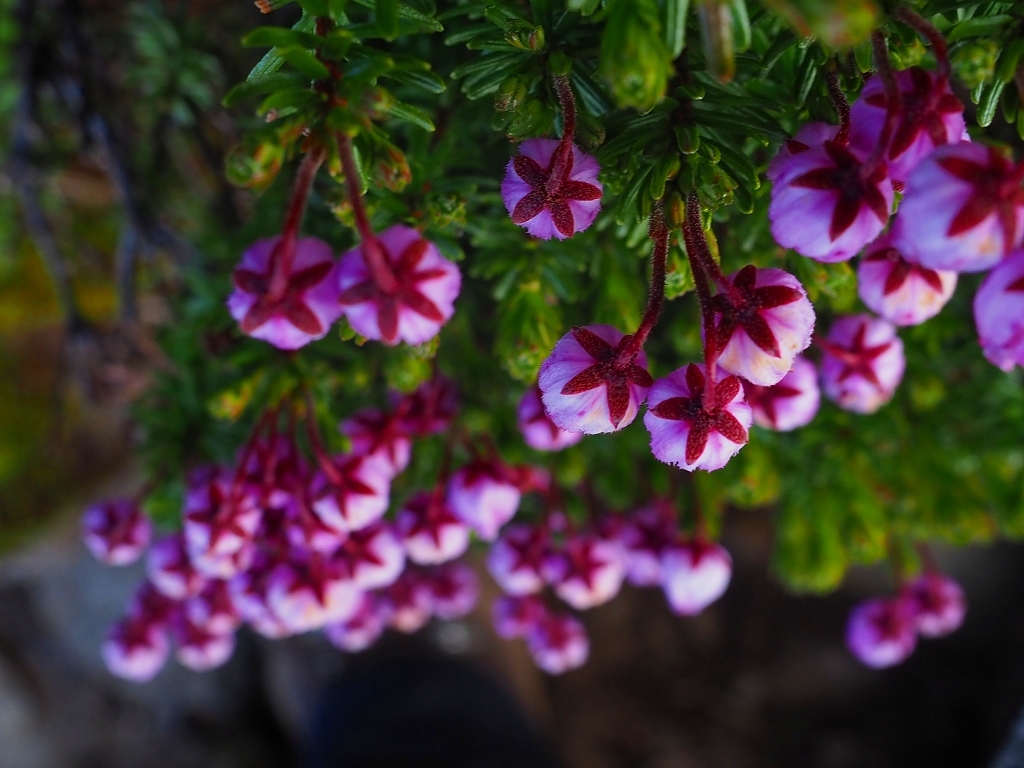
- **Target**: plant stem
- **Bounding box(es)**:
[863,31,902,179]
[895,6,949,80]
[683,194,719,411]
[546,74,577,193]
[304,388,342,485]
[615,202,669,366]
[337,133,398,293]
[267,148,326,301]
[826,70,851,147]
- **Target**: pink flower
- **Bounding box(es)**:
[147,534,205,600]
[486,523,549,596]
[618,503,677,587]
[846,596,917,668]
[309,454,391,533]
[127,581,176,625]
[227,557,291,639]
[849,67,966,184]
[710,266,815,386]
[338,225,460,346]
[81,498,152,566]
[492,594,546,639]
[171,614,236,671]
[335,521,406,590]
[501,138,602,240]
[525,611,589,675]
[380,569,434,633]
[538,325,652,434]
[769,139,893,262]
[324,593,386,652]
[244,435,307,510]
[182,470,262,577]
[446,460,522,541]
[857,233,957,327]
[819,314,905,414]
[891,142,1024,272]
[973,249,1024,371]
[341,408,412,479]
[102,615,170,682]
[425,562,480,620]
[543,533,624,610]
[766,122,839,183]
[183,579,241,635]
[904,573,966,638]
[660,539,732,616]
[285,494,347,554]
[517,385,583,451]
[265,554,362,633]
[395,492,470,565]
[743,355,820,432]
[397,375,458,436]
[228,237,342,350]
[643,364,752,472]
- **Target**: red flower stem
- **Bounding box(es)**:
[303,388,342,485]
[546,75,577,194]
[614,202,669,366]
[863,31,902,179]
[826,71,851,147]
[337,132,398,293]
[895,6,949,80]
[682,195,719,411]
[228,408,273,499]
[267,148,326,302]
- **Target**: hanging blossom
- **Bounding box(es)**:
[228,150,343,350]
[660,538,733,617]
[617,502,677,587]
[857,233,957,327]
[846,596,918,669]
[743,355,820,432]
[904,572,966,638]
[973,249,1024,371]
[486,522,550,596]
[766,122,839,183]
[542,532,625,610]
[502,75,602,240]
[525,610,590,675]
[446,459,523,541]
[81,498,152,566]
[340,408,412,480]
[517,385,583,452]
[819,315,906,415]
[395,490,470,565]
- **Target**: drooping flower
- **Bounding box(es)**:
[147,534,205,600]
[334,521,406,590]
[538,324,652,434]
[285,493,347,554]
[973,249,1024,371]
[743,355,820,432]
[904,573,966,638]
[845,596,917,669]
[102,615,170,683]
[618,503,677,587]
[857,233,957,327]
[849,67,966,184]
[501,138,603,240]
[265,554,362,633]
[171,614,236,672]
[492,594,546,639]
[516,385,583,452]
[309,454,391,533]
[227,555,291,639]
[710,266,815,386]
[182,470,262,578]
[643,364,752,472]
[81,498,152,566]
[486,523,549,596]
[525,611,589,675]
[184,579,241,636]
[819,315,905,414]
[891,142,1024,272]
[379,568,434,634]
[542,533,625,610]
[425,562,480,620]
[338,225,461,346]
[446,460,522,541]
[769,138,894,262]
[340,408,412,479]
[395,491,470,565]
[766,122,839,183]
[324,593,386,652]
[228,237,342,350]
[660,539,732,616]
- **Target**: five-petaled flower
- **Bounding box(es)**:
[819,314,906,415]
[973,248,1024,371]
[395,491,470,565]
[517,386,583,452]
[743,355,821,432]
[857,233,957,327]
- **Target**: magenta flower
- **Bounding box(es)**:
[517,385,583,452]
[285,493,347,554]
[425,562,480,620]
[904,573,966,638]
[102,616,170,682]
[891,142,1024,272]
[643,364,752,472]
[265,554,362,633]
[766,122,839,183]
[542,533,624,610]
[618,504,676,587]
[849,67,966,184]
[846,596,917,669]
[446,460,522,541]
[973,249,1024,371]
[227,558,291,639]
[338,225,460,346]
[182,471,262,578]
[172,614,236,672]
[857,233,957,327]
[147,534,205,600]
[502,138,602,240]
[486,523,549,596]
[492,594,546,639]
[81,498,152,566]
[395,491,470,565]
[324,593,386,652]
[525,611,589,675]
[538,324,652,434]
[183,579,241,636]
[711,266,815,386]
[380,569,434,634]
[769,139,893,262]
[660,539,732,616]
[341,408,412,479]
[309,454,391,533]
[228,236,342,350]
[335,521,406,590]
[819,314,905,414]
[743,355,820,432]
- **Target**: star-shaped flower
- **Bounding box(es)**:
[309,454,391,533]
[487,523,550,596]
[857,234,957,327]
[341,408,412,479]
[819,314,905,414]
[395,491,470,565]
[973,248,1024,371]
[81,499,152,566]
[543,533,624,610]
[742,355,820,432]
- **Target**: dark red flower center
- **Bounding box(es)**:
[234,260,333,336]
[864,67,963,158]
[510,149,602,238]
[743,380,803,428]
[938,148,1024,247]
[864,246,944,295]
[819,323,892,389]
[711,265,804,357]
